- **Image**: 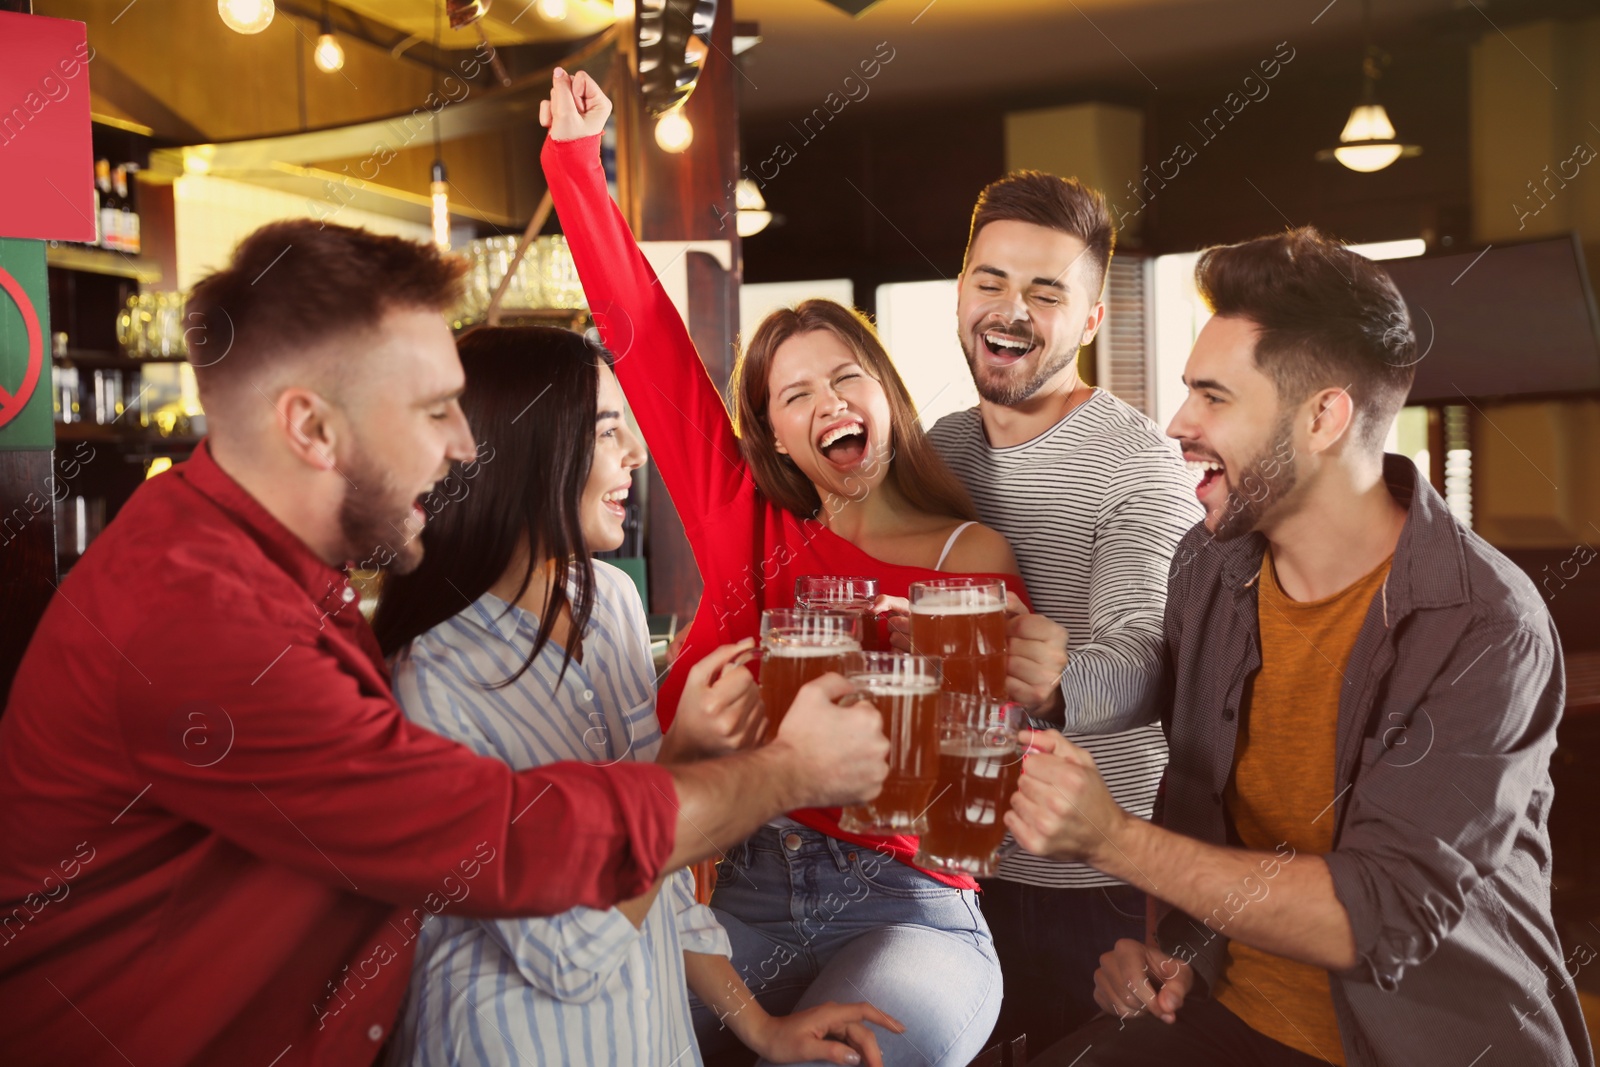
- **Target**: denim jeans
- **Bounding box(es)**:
[978,879,1147,1056]
[690,824,1002,1067]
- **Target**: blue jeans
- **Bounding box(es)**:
[690,824,1002,1067]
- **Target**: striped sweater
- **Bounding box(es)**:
[929,391,1202,888]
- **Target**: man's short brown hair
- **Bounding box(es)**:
[1196,226,1416,448]
[964,171,1115,293]
[185,219,466,405]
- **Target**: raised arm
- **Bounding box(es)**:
[540,69,748,522]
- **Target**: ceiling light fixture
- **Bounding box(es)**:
[218,0,275,34]
[313,1,345,73]
[1316,0,1420,173]
[655,107,694,153]
[431,161,452,250]
[638,0,715,153]
[429,1,451,250]
[735,179,773,237]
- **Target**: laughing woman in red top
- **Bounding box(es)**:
[542,71,1035,1066]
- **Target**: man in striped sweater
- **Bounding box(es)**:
[927,171,1201,1054]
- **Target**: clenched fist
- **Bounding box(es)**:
[540,67,611,142]
[772,674,889,810]
[1002,592,1069,718]
[1004,728,1129,866]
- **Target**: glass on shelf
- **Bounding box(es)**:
[115,303,137,353]
[535,236,587,310]
[117,292,189,359]
[448,236,588,327]
[54,494,105,559]
[92,369,128,424]
[53,364,81,424]
[138,361,203,437]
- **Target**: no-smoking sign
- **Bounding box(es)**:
[0,264,44,433]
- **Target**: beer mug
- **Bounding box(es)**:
[908,577,1008,699]
[838,651,942,836]
[794,575,882,651]
[913,696,1025,877]
[756,609,862,732]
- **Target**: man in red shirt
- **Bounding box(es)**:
[0,221,891,1066]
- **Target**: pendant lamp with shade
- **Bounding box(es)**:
[1316,0,1421,174]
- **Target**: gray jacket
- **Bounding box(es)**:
[1155,455,1593,1067]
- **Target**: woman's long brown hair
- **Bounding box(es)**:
[730,299,978,523]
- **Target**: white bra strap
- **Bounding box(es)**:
[935,521,979,571]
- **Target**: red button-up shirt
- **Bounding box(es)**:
[0,442,679,1066]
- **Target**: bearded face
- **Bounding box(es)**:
[1194,408,1299,542]
[956,219,1102,409]
[337,439,435,575]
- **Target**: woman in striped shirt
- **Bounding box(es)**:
[375,326,899,1067]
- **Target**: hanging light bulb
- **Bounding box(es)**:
[218,0,275,34]
[314,4,345,74]
[314,33,345,73]
[427,5,450,251]
[430,161,451,251]
[655,109,694,153]
[537,0,568,20]
[734,179,773,238]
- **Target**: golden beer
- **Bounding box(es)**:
[757,610,861,731]
[914,697,1025,877]
[839,652,942,835]
[909,579,1008,699]
[795,575,883,651]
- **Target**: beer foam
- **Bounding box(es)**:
[910,598,1002,615]
[849,673,940,695]
[765,639,860,657]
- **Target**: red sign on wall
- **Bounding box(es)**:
[0,12,95,243]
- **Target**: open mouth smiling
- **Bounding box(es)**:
[1185,456,1226,499]
[980,329,1038,362]
[817,418,868,468]
[600,485,629,519]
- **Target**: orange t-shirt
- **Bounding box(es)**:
[1212,549,1392,1066]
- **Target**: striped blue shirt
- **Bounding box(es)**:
[386,561,730,1067]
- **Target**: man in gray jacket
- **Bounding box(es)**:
[1010,227,1592,1066]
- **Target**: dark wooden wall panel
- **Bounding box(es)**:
[741,102,1005,316]
[739,32,1472,303]
[0,450,57,705]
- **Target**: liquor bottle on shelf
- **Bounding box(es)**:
[94,159,114,250]
[54,360,81,424]
[115,165,141,255]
